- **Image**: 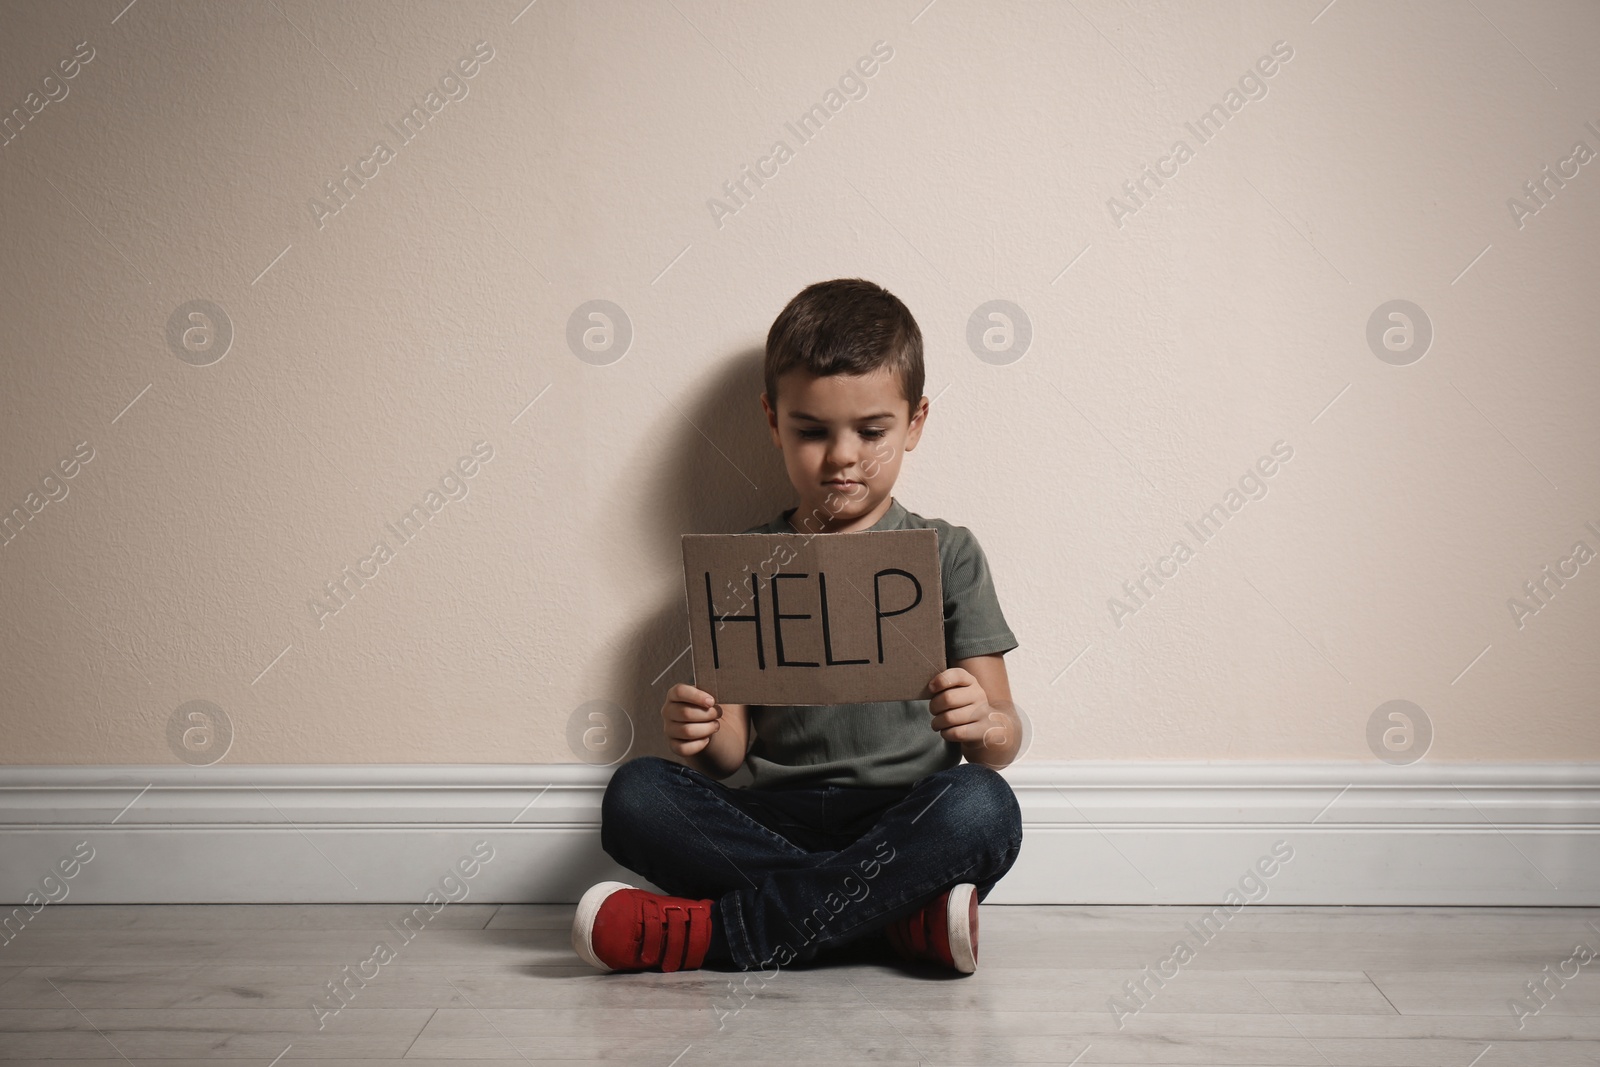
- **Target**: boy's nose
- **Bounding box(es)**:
[826,445,858,470]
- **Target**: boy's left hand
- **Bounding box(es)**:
[925,667,991,743]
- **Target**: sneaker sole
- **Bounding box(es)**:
[572,880,635,970]
[946,883,977,974]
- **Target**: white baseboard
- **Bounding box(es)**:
[2,761,1597,906]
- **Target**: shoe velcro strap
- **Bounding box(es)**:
[667,901,714,971]
[928,900,952,964]
[681,901,711,969]
[907,908,931,956]
[661,905,689,972]
[639,899,666,967]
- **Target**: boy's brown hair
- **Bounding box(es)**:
[764,279,924,416]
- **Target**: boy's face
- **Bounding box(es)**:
[761,367,928,533]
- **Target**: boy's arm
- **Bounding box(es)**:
[931,653,1022,770]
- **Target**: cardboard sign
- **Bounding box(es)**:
[681,528,946,706]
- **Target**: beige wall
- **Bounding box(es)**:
[1,0,1596,766]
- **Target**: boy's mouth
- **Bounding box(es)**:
[824,479,861,490]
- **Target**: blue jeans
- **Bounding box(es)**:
[599,756,1024,971]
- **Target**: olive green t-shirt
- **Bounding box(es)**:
[736,497,1019,790]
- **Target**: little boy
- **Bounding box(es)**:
[573,278,1024,976]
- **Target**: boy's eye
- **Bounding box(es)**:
[797,428,887,440]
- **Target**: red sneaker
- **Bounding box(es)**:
[884,883,978,974]
[571,881,716,972]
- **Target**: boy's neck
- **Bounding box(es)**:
[786,493,896,534]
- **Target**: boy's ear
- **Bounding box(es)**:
[760,392,782,447]
[904,395,929,450]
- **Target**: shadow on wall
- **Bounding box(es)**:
[599,346,791,769]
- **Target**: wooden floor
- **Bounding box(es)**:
[0,903,1597,1063]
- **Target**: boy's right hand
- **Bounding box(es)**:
[662,683,722,757]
